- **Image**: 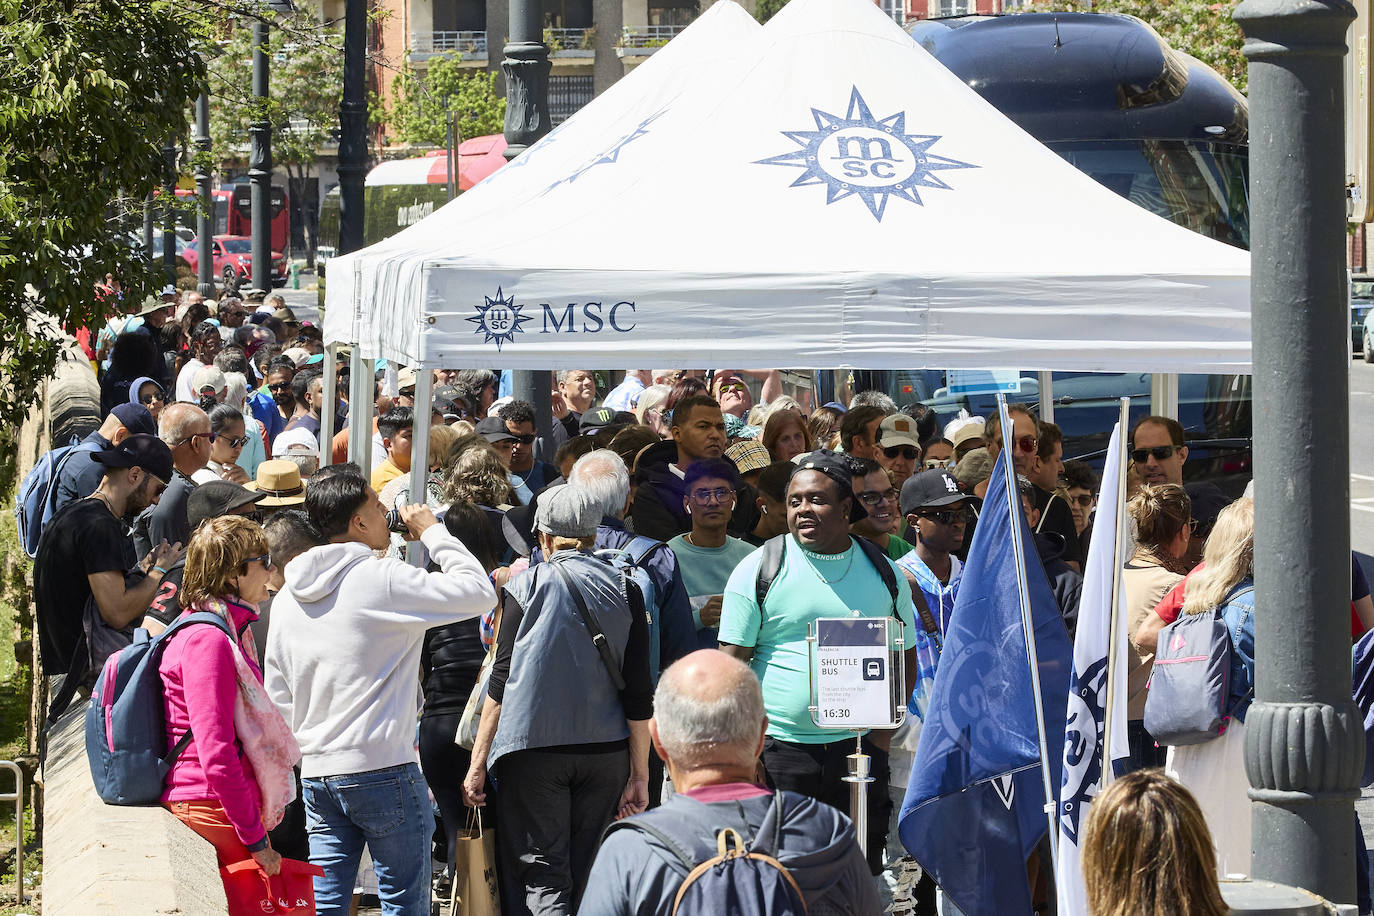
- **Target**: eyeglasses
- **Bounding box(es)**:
[917,508,967,526]
[1070,493,1096,507]
[139,392,165,405]
[179,432,212,447]
[882,445,920,461]
[1011,435,1039,455]
[1131,445,1180,463]
[689,487,734,505]
[856,488,899,507]
[924,457,955,470]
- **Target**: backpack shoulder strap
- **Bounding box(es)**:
[853,536,900,610]
[751,790,789,857]
[150,611,237,767]
[603,816,698,871]
[902,569,940,638]
[754,535,787,610]
[624,534,664,565]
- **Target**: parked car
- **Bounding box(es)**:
[181,235,286,292]
[1354,275,1374,356]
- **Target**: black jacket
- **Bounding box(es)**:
[630,440,760,543]
[1034,530,1083,640]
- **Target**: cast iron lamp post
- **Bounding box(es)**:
[250,0,294,295]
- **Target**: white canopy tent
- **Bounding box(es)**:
[325,0,1250,376]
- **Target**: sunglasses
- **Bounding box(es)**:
[917,507,967,526]
[1070,493,1096,507]
[242,554,271,571]
[180,432,213,447]
[1131,445,1180,463]
[214,434,249,448]
[882,445,920,461]
[139,392,165,405]
[717,382,747,394]
[924,457,955,470]
[1011,435,1039,455]
[689,487,734,505]
[856,488,899,507]
[268,382,291,392]
[510,433,536,445]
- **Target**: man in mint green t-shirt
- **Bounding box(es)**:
[718,451,918,872]
[668,459,757,650]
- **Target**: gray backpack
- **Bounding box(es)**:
[1143,588,1252,747]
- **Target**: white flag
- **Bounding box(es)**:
[1055,419,1132,916]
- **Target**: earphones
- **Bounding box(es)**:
[686,505,693,515]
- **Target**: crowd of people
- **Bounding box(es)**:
[33,299,1349,915]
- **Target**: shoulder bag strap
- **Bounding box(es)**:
[853,536,899,611]
[552,561,627,691]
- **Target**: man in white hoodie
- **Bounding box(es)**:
[265,470,496,915]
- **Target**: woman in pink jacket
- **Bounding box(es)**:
[159,515,300,897]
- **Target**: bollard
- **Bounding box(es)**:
[843,734,872,857]
[290,261,300,289]
[1221,878,1357,915]
[0,760,24,903]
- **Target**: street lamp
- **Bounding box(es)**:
[162,141,178,288]
[250,0,294,297]
[1233,0,1364,906]
[194,92,214,298]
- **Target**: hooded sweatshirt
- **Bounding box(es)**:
[631,440,761,544]
[580,786,879,916]
[264,524,495,778]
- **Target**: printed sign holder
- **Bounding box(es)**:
[807,616,906,856]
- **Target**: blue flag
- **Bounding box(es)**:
[899,452,1072,916]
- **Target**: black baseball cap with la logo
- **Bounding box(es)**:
[900,468,966,515]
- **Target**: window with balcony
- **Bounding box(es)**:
[543,0,593,29]
[935,0,972,15]
[432,0,486,33]
[878,0,905,24]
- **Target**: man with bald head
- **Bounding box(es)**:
[581,650,879,916]
[132,402,211,556]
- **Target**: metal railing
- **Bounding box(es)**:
[544,27,593,51]
[411,30,488,54]
[1,760,24,904]
[618,24,687,48]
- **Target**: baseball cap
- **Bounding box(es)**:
[877,414,921,450]
[91,434,174,483]
[282,347,311,368]
[947,418,987,451]
[792,448,865,523]
[272,306,298,324]
[475,416,518,443]
[272,426,320,458]
[953,447,994,490]
[397,366,418,392]
[110,402,157,437]
[725,440,771,475]
[534,484,600,538]
[187,480,265,528]
[579,407,619,434]
[900,468,967,515]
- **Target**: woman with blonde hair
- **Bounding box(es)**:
[1123,483,1192,770]
[635,384,672,437]
[761,407,813,463]
[1083,769,1228,916]
[380,422,459,512]
[158,516,300,908]
[1166,497,1256,876]
[442,442,517,509]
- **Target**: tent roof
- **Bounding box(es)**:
[325,0,1250,374]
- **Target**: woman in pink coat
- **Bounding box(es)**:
[159,515,300,898]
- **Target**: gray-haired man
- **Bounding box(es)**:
[580,650,879,916]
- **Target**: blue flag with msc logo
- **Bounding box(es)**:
[898,452,1072,916]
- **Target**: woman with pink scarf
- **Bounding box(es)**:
[159,515,300,899]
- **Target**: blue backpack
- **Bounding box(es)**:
[85,612,234,805]
[597,535,664,681]
[14,437,97,558]
[605,791,806,916]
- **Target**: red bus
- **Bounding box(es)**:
[175,184,290,255]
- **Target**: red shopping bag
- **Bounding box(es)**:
[221,857,325,915]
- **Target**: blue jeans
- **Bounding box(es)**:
[302,763,434,916]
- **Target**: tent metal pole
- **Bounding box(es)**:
[406,369,434,566]
[996,394,1059,865]
[347,348,372,475]
[1037,371,1054,422]
[321,342,339,466]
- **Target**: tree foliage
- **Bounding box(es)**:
[0,0,207,433]
[1025,0,1246,93]
[207,8,344,258]
[755,0,789,23]
[380,57,506,148]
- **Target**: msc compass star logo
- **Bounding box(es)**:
[756,87,975,222]
[543,109,666,194]
[467,288,531,351]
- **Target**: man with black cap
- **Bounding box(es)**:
[34,435,183,683]
[717,450,919,871]
[498,400,559,493]
[140,480,267,637]
[895,468,967,635]
[51,402,158,516]
[476,415,540,504]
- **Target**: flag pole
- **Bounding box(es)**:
[1099,398,1131,790]
[996,395,1059,864]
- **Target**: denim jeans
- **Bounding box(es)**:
[302,762,434,916]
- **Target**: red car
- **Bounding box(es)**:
[182,235,287,292]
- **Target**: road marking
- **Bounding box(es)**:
[1357,497,1374,503]
[1356,504,1374,514]
[1355,474,1374,483]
